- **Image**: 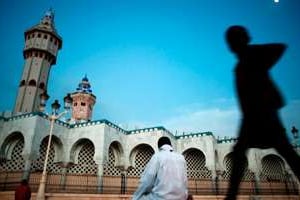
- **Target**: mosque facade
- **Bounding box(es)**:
[0,10,299,195]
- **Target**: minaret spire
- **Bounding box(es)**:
[71,76,97,122]
[42,8,55,26]
[13,9,62,114]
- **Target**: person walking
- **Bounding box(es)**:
[224,25,300,200]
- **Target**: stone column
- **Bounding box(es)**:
[253,171,261,196]
[120,170,127,194]
[22,159,32,181]
[249,149,261,196]
[211,170,217,194]
[20,129,36,182]
[214,170,224,195]
[59,162,73,190]
[22,153,35,181]
[97,163,104,193]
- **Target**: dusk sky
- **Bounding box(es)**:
[0,0,299,138]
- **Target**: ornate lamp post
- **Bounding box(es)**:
[36,93,72,200]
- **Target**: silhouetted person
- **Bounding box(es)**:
[15,179,31,200]
[224,25,300,200]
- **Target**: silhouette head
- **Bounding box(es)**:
[158,136,172,149]
[225,25,251,54]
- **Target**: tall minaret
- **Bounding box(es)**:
[71,76,96,122]
[14,9,62,113]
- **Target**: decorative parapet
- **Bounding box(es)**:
[5,112,46,121]
[175,131,213,139]
[217,137,237,144]
[126,126,173,136]
[1,112,216,140]
[69,119,126,133]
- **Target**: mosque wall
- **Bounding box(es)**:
[0,113,294,177]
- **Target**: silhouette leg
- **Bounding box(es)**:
[225,144,247,200]
[275,138,300,181]
[269,112,300,181]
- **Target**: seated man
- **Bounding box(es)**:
[132,136,188,200]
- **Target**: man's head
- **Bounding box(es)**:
[158,136,172,149]
[225,25,250,54]
[21,179,28,185]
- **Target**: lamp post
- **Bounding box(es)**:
[36,93,72,200]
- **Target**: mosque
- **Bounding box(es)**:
[0,10,299,199]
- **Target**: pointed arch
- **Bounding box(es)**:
[127,143,154,177]
[31,135,63,173]
[0,132,25,171]
[222,152,254,180]
[260,154,286,181]
[68,138,97,175]
[183,148,212,179]
[103,141,124,176]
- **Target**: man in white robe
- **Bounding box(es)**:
[132,136,188,200]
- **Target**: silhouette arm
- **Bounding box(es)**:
[257,43,287,70]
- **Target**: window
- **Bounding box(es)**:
[81,102,86,106]
[50,37,53,42]
[74,102,78,106]
[37,33,41,38]
[39,82,45,90]
[44,35,48,39]
[28,79,36,86]
[19,80,26,87]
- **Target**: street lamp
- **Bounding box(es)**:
[39,91,49,112]
[36,93,72,200]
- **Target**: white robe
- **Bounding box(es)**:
[132,144,188,200]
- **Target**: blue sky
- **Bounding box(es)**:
[0,0,299,138]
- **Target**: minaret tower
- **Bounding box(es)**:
[14,9,62,113]
[71,76,96,122]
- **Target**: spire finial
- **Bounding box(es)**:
[76,75,92,93]
[41,8,55,25]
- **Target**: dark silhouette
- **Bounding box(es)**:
[187,194,194,200]
[15,179,31,200]
[224,25,300,200]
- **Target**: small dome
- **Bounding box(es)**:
[75,75,93,94]
[82,75,89,82]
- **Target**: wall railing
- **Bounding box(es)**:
[0,171,298,196]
